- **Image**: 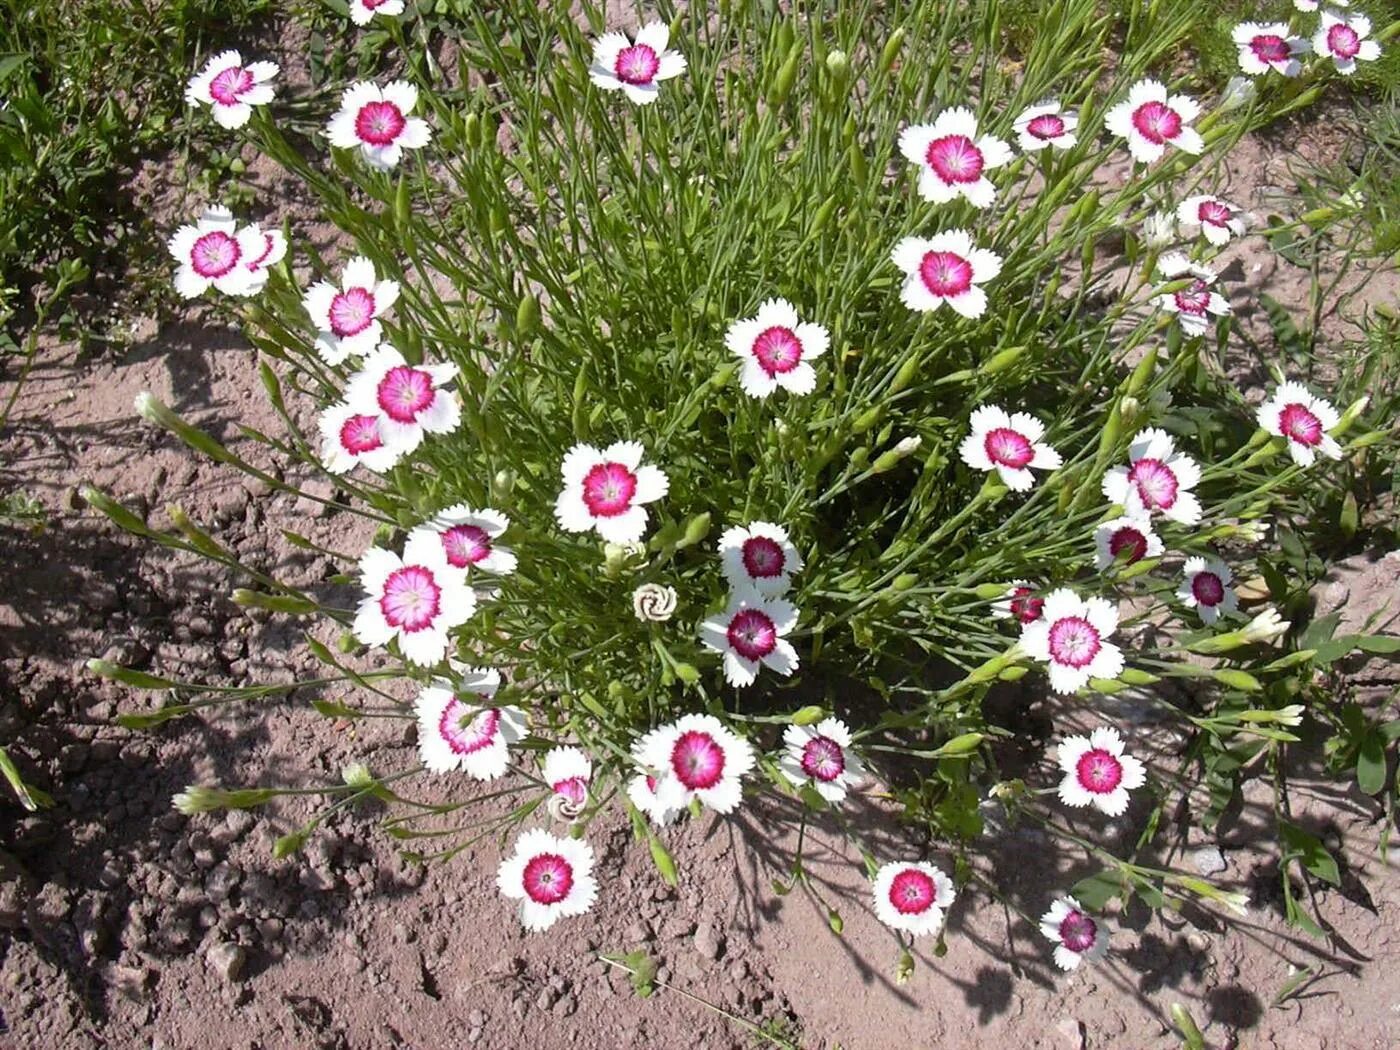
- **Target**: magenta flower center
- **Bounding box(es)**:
[1250,34,1290,63]
[552,776,588,806]
[329,287,376,337]
[1191,571,1225,607]
[924,134,984,184]
[751,325,803,377]
[1131,101,1183,145]
[1009,586,1044,624]
[984,427,1034,469]
[1174,280,1212,316]
[1058,909,1098,952]
[190,230,240,278]
[614,43,660,85]
[355,100,407,146]
[376,365,435,423]
[1075,748,1123,794]
[209,65,254,106]
[800,736,846,782]
[339,413,384,454]
[440,524,492,568]
[889,869,937,915]
[1198,200,1232,227]
[741,536,786,579]
[522,853,574,905]
[581,462,638,517]
[1048,615,1102,669]
[1026,113,1066,140]
[438,701,498,754]
[364,0,388,8]
[919,251,973,297]
[1327,24,1361,60]
[1127,457,1180,510]
[380,565,442,632]
[727,608,778,661]
[1107,525,1148,564]
[670,730,726,790]
[1279,403,1323,446]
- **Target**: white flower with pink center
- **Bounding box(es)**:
[1020,589,1124,695]
[238,222,287,293]
[1295,0,1347,9]
[1101,426,1203,525]
[872,861,955,938]
[1104,79,1203,164]
[632,713,756,815]
[958,405,1062,492]
[1056,726,1146,816]
[352,532,476,667]
[588,22,687,106]
[1093,515,1163,572]
[541,746,592,808]
[898,107,1013,208]
[699,589,799,688]
[1012,100,1079,152]
[344,344,461,456]
[626,772,683,827]
[415,670,525,778]
[1257,381,1343,467]
[1178,555,1239,625]
[326,80,431,171]
[1232,22,1310,77]
[496,828,597,932]
[554,441,668,545]
[410,504,516,576]
[1313,11,1380,75]
[891,231,1002,318]
[725,298,829,399]
[318,400,404,475]
[779,718,864,804]
[185,49,277,129]
[992,580,1045,625]
[167,206,270,299]
[303,256,401,365]
[1175,195,1246,247]
[349,0,404,26]
[719,521,802,597]
[1040,896,1110,971]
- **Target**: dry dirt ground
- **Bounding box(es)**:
[1,87,1399,1050]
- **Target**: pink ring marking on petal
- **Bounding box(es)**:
[1174,280,1213,316]
[190,230,241,278]
[1009,586,1044,624]
[209,65,254,106]
[889,868,938,915]
[1058,908,1098,952]
[614,43,660,85]
[750,326,803,376]
[379,565,441,632]
[727,608,777,661]
[1107,525,1148,564]
[376,365,435,423]
[924,134,985,185]
[438,701,499,754]
[800,735,846,783]
[1047,615,1102,669]
[740,536,786,579]
[552,776,588,806]
[1130,100,1183,144]
[919,251,973,297]
[1127,457,1180,510]
[339,413,384,454]
[984,427,1034,469]
[329,287,377,337]
[354,100,407,146]
[1026,113,1066,140]
[522,852,574,905]
[1249,34,1291,64]
[580,462,638,518]
[1191,571,1226,607]
[670,730,726,790]
[1075,748,1124,794]
[1198,200,1233,228]
[440,524,492,568]
[1327,24,1361,60]
[1279,403,1323,446]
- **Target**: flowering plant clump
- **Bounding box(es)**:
[88,0,1398,984]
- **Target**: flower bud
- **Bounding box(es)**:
[1219,76,1256,112]
[1142,211,1176,249]
[632,583,678,622]
[172,785,277,815]
[1335,395,1370,435]
[824,49,851,87]
[1241,606,1289,645]
[790,705,825,725]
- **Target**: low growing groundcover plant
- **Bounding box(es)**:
[84,0,1399,989]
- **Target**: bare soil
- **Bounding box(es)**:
[1,88,1398,1050]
